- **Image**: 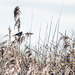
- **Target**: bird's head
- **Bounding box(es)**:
[16,6,20,10]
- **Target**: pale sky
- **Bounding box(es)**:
[0,0,75,45]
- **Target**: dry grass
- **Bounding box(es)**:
[0,33,75,75]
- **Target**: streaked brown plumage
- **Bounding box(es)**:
[14,6,21,21]
[14,18,21,29]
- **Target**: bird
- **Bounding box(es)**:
[13,31,23,37]
[14,18,21,29]
[13,32,23,42]
[14,6,21,21]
